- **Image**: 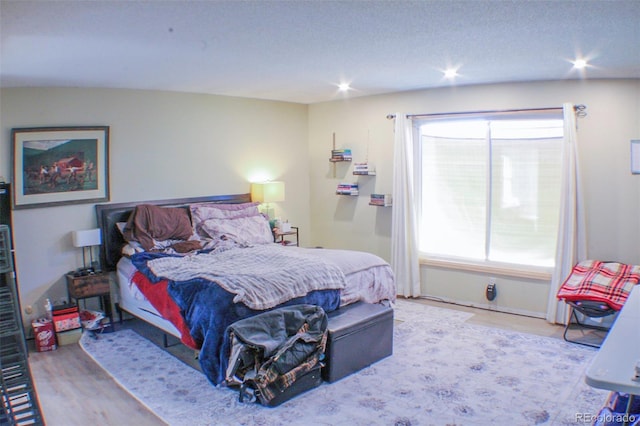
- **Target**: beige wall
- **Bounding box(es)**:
[2,79,639,328]
[308,79,640,317]
[1,87,309,331]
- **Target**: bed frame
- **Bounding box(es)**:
[95,193,252,340]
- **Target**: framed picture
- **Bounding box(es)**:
[632,140,640,175]
[12,126,110,209]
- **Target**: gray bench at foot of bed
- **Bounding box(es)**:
[322,301,394,383]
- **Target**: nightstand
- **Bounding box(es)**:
[66,272,114,332]
[273,226,299,246]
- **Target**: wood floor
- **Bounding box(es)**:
[27,338,167,426]
[26,298,597,426]
[415,297,565,338]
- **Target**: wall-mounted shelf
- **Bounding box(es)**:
[330,149,352,162]
[353,162,376,175]
[369,194,392,207]
[330,133,351,178]
[336,183,359,196]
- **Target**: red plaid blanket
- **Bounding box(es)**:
[556,260,640,310]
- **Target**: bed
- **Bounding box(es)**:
[95,193,396,386]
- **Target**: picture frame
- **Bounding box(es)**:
[12,126,110,209]
[632,139,640,175]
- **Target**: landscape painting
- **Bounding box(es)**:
[12,126,110,209]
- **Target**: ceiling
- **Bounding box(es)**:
[1,0,639,105]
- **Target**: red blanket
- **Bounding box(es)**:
[556,260,640,310]
[131,271,198,349]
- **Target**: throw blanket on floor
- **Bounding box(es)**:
[141,244,346,310]
[130,247,342,385]
[556,260,640,310]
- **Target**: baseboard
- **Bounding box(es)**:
[418,294,546,319]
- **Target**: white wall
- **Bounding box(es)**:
[0,87,309,331]
[308,79,640,317]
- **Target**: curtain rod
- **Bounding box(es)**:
[386,104,587,120]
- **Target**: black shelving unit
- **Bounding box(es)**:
[0,183,44,425]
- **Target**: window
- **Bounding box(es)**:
[417,115,564,270]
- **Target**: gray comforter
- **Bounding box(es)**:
[144,244,347,310]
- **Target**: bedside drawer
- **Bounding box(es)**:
[66,273,110,298]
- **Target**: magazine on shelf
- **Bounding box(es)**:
[353,162,376,175]
[331,149,353,161]
[336,182,359,195]
[370,193,392,206]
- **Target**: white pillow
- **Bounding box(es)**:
[199,215,273,245]
[191,202,262,239]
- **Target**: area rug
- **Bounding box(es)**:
[79,300,608,425]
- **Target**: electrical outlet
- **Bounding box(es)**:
[486,278,497,301]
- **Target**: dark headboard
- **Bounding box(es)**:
[95,193,252,271]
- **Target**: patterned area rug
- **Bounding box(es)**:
[79,300,607,425]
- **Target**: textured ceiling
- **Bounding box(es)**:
[1,0,639,104]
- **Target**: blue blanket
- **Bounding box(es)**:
[131,251,341,385]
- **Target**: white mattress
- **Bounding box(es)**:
[117,257,181,337]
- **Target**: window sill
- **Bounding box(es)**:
[419,257,552,281]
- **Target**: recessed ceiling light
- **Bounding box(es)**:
[337,83,350,92]
[573,58,588,69]
[443,68,458,79]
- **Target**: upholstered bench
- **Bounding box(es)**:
[322,301,393,382]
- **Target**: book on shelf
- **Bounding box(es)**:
[330,148,353,161]
[369,193,392,206]
[353,162,376,175]
[336,182,359,195]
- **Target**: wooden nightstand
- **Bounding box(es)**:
[273,226,299,246]
[66,272,114,332]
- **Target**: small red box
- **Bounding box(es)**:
[32,319,57,352]
[53,305,81,332]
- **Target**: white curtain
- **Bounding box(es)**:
[546,103,587,324]
[391,113,421,297]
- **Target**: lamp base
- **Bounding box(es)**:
[259,204,275,221]
[265,206,275,221]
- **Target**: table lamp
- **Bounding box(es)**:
[72,228,102,273]
[251,181,285,220]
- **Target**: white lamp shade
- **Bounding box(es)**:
[251,181,285,203]
[72,228,102,248]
